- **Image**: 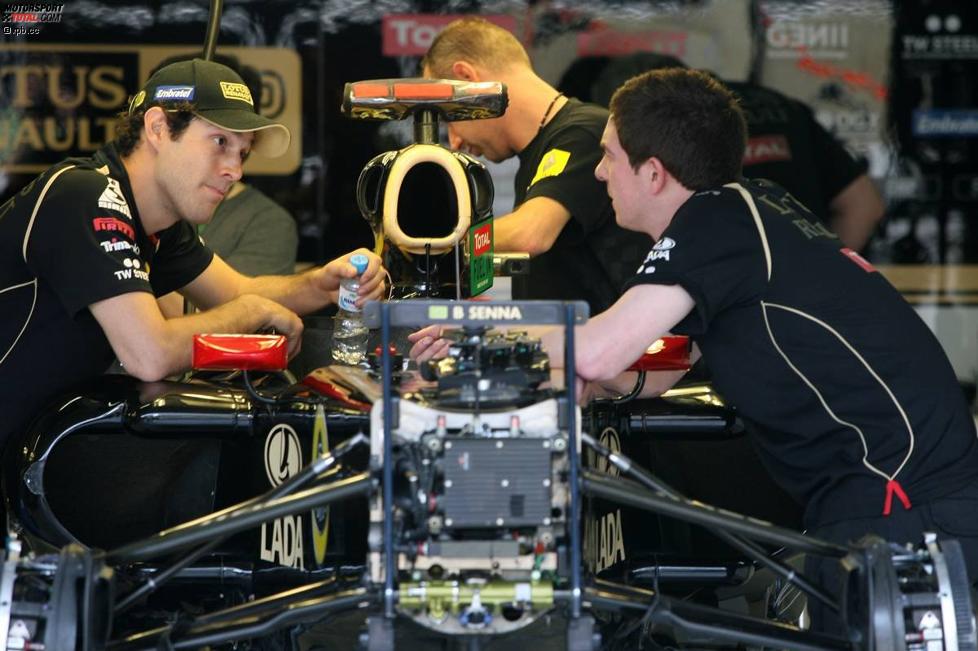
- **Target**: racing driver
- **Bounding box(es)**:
[0,58,385,449]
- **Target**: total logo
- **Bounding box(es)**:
[382,14,517,56]
[260,424,305,569]
[472,223,492,257]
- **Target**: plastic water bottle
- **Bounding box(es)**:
[331,254,370,365]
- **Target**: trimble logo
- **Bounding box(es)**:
[154,86,195,101]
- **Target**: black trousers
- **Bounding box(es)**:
[805,481,978,635]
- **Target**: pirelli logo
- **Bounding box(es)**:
[220,81,254,105]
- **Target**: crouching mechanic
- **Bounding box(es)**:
[0,58,385,448]
[412,68,978,632]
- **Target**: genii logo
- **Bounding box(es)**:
[766,21,849,59]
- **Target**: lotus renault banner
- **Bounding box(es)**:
[0,44,301,175]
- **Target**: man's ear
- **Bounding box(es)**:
[646,157,668,193]
[143,107,168,151]
[450,60,480,82]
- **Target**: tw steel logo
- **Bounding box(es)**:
[382,14,519,56]
[92,216,134,240]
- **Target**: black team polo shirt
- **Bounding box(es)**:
[624,177,978,528]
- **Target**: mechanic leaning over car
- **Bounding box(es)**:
[412,68,978,634]
[421,17,647,315]
[0,58,385,449]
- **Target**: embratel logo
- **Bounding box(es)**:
[154,86,195,102]
[913,110,978,137]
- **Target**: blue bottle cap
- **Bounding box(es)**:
[350,253,369,275]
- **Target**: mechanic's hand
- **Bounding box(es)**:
[407,325,453,363]
[318,249,387,307]
[251,295,304,358]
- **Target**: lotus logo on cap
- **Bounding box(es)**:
[154,85,195,101]
[220,81,254,106]
[128,90,146,113]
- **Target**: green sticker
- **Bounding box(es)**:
[468,220,494,296]
[429,305,449,319]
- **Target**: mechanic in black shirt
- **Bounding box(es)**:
[413,68,978,630]
[591,52,886,251]
[421,17,646,314]
[0,58,385,448]
[594,68,978,627]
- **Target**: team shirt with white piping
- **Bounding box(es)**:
[0,143,213,446]
[624,177,978,527]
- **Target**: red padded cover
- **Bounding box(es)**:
[192,334,288,371]
[626,336,690,372]
[302,369,372,412]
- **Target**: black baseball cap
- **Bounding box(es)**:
[129,58,290,158]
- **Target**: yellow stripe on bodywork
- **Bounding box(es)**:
[311,405,330,565]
